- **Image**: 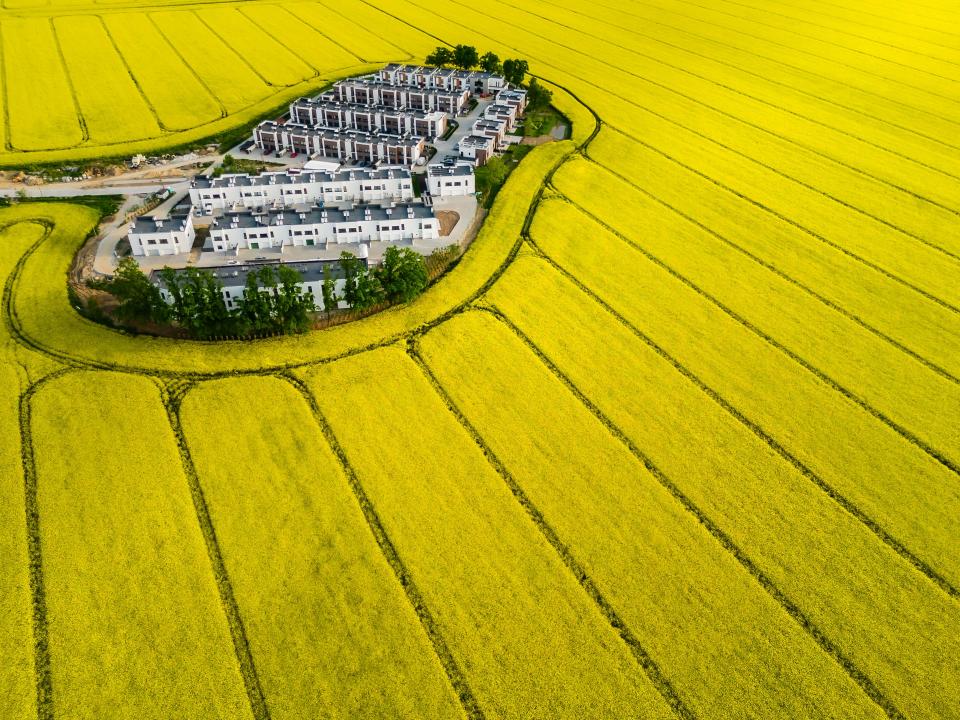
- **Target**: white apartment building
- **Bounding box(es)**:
[153,259,352,312]
[484,103,520,131]
[289,98,448,140]
[459,134,496,165]
[378,64,506,94]
[427,164,476,197]
[471,117,509,149]
[497,87,528,113]
[329,80,469,115]
[190,167,414,214]
[128,212,196,257]
[254,122,425,166]
[209,202,440,252]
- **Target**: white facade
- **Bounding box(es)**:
[427,165,476,197]
[458,134,495,165]
[378,64,505,94]
[254,122,425,166]
[128,213,196,257]
[209,203,440,252]
[290,98,448,140]
[190,168,414,214]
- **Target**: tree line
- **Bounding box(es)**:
[423,46,552,109]
[94,246,429,339]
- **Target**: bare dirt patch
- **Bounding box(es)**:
[437,210,460,236]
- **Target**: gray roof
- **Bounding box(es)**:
[212,201,436,230]
[193,166,411,190]
[291,97,444,120]
[427,164,475,178]
[256,121,425,147]
[151,258,356,288]
[131,214,190,234]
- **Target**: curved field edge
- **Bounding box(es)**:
[0,63,380,168]
[2,82,595,375]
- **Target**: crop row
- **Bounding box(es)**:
[483,251,960,719]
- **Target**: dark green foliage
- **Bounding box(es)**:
[502,59,529,86]
[425,46,454,67]
[321,264,339,316]
[92,257,168,323]
[453,44,479,70]
[160,266,241,338]
[480,51,501,75]
[526,78,553,111]
[375,246,428,304]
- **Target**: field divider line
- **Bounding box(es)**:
[404,337,697,720]
[556,188,960,475]
[146,13,228,119]
[18,366,78,720]
[0,20,12,151]
[160,380,272,720]
[556,192,960,478]
[279,371,486,720]
[399,0,960,221]
[266,4,370,64]
[574,156,960,382]
[188,10,286,89]
[97,13,174,134]
[713,0,960,62]
[488,0,960,155]
[798,0,960,34]
[311,0,419,61]
[538,0,960,129]
[523,225,960,601]
[46,16,89,149]
[670,0,960,82]
[479,303,906,720]
[229,7,323,79]
[617,0,960,108]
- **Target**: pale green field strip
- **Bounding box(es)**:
[687,0,960,79]
[304,347,675,719]
[526,198,960,592]
[282,0,412,62]
[0,223,48,720]
[238,4,362,72]
[418,310,882,718]
[150,10,270,113]
[544,0,960,128]
[30,371,251,719]
[317,0,438,59]
[586,131,960,378]
[552,157,960,470]
[388,0,960,219]
[486,255,960,719]
[1,17,82,150]
[179,376,464,720]
[703,0,960,67]
[520,202,960,586]
[101,12,223,129]
[480,0,960,181]
[194,6,314,86]
[513,0,960,153]
[52,15,161,144]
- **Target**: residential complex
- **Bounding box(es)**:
[189,166,415,213]
[253,122,426,166]
[128,211,196,257]
[426,164,477,197]
[289,98,448,139]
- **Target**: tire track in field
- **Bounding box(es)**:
[543,0,960,129]
[393,0,960,223]
[672,0,960,81]
[476,304,905,720]
[227,8,323,80]
[250,4,369,65]
[146,13,228,119]
[18,366,77,720]
[47,16,89,147]
[576,154,960,384]
[763,0,960,42]
[552,191,960,477]
[161,380,271,720]
[522,221,960,601]
[189,10,289,89]
[799,0,958,32]
[280,372,486,720]
[599,122,960,299]
[715,0,960,60]
[405,338,696,720]
[507,0,960,150]
[0,21,12,151]
[96,14,173,134]
[604,0,960,109]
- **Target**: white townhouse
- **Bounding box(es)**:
[496,87,528,113]
[190,167,415,214]
[254,122,426,166]
[484,103,520,131]
[378,64,506,94]
[329,79,469,115]
[153,259,353,312]
[208,202,440,252]
[426,164,476,197]
[128,212,196,257]
[458,134,495,165]
[471,117,509,149]
[289,98,448,140]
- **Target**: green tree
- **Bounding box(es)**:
[502,59,529,86]
[321,264,339,316]
[239,268,272,332]
[375,246,429,304]
[353,267,385,310]
[340,251,363,307]
[526,77,553,111]
[98,257,168,323]
[479,51,501,75]
[425,46,454,67]
[159,266,239,338]
[485,156,508,186]
[275,264,313,333]
[453,44,479,70]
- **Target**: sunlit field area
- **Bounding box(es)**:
[2,0,959,718]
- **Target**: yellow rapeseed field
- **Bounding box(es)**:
[1,0,958,717]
